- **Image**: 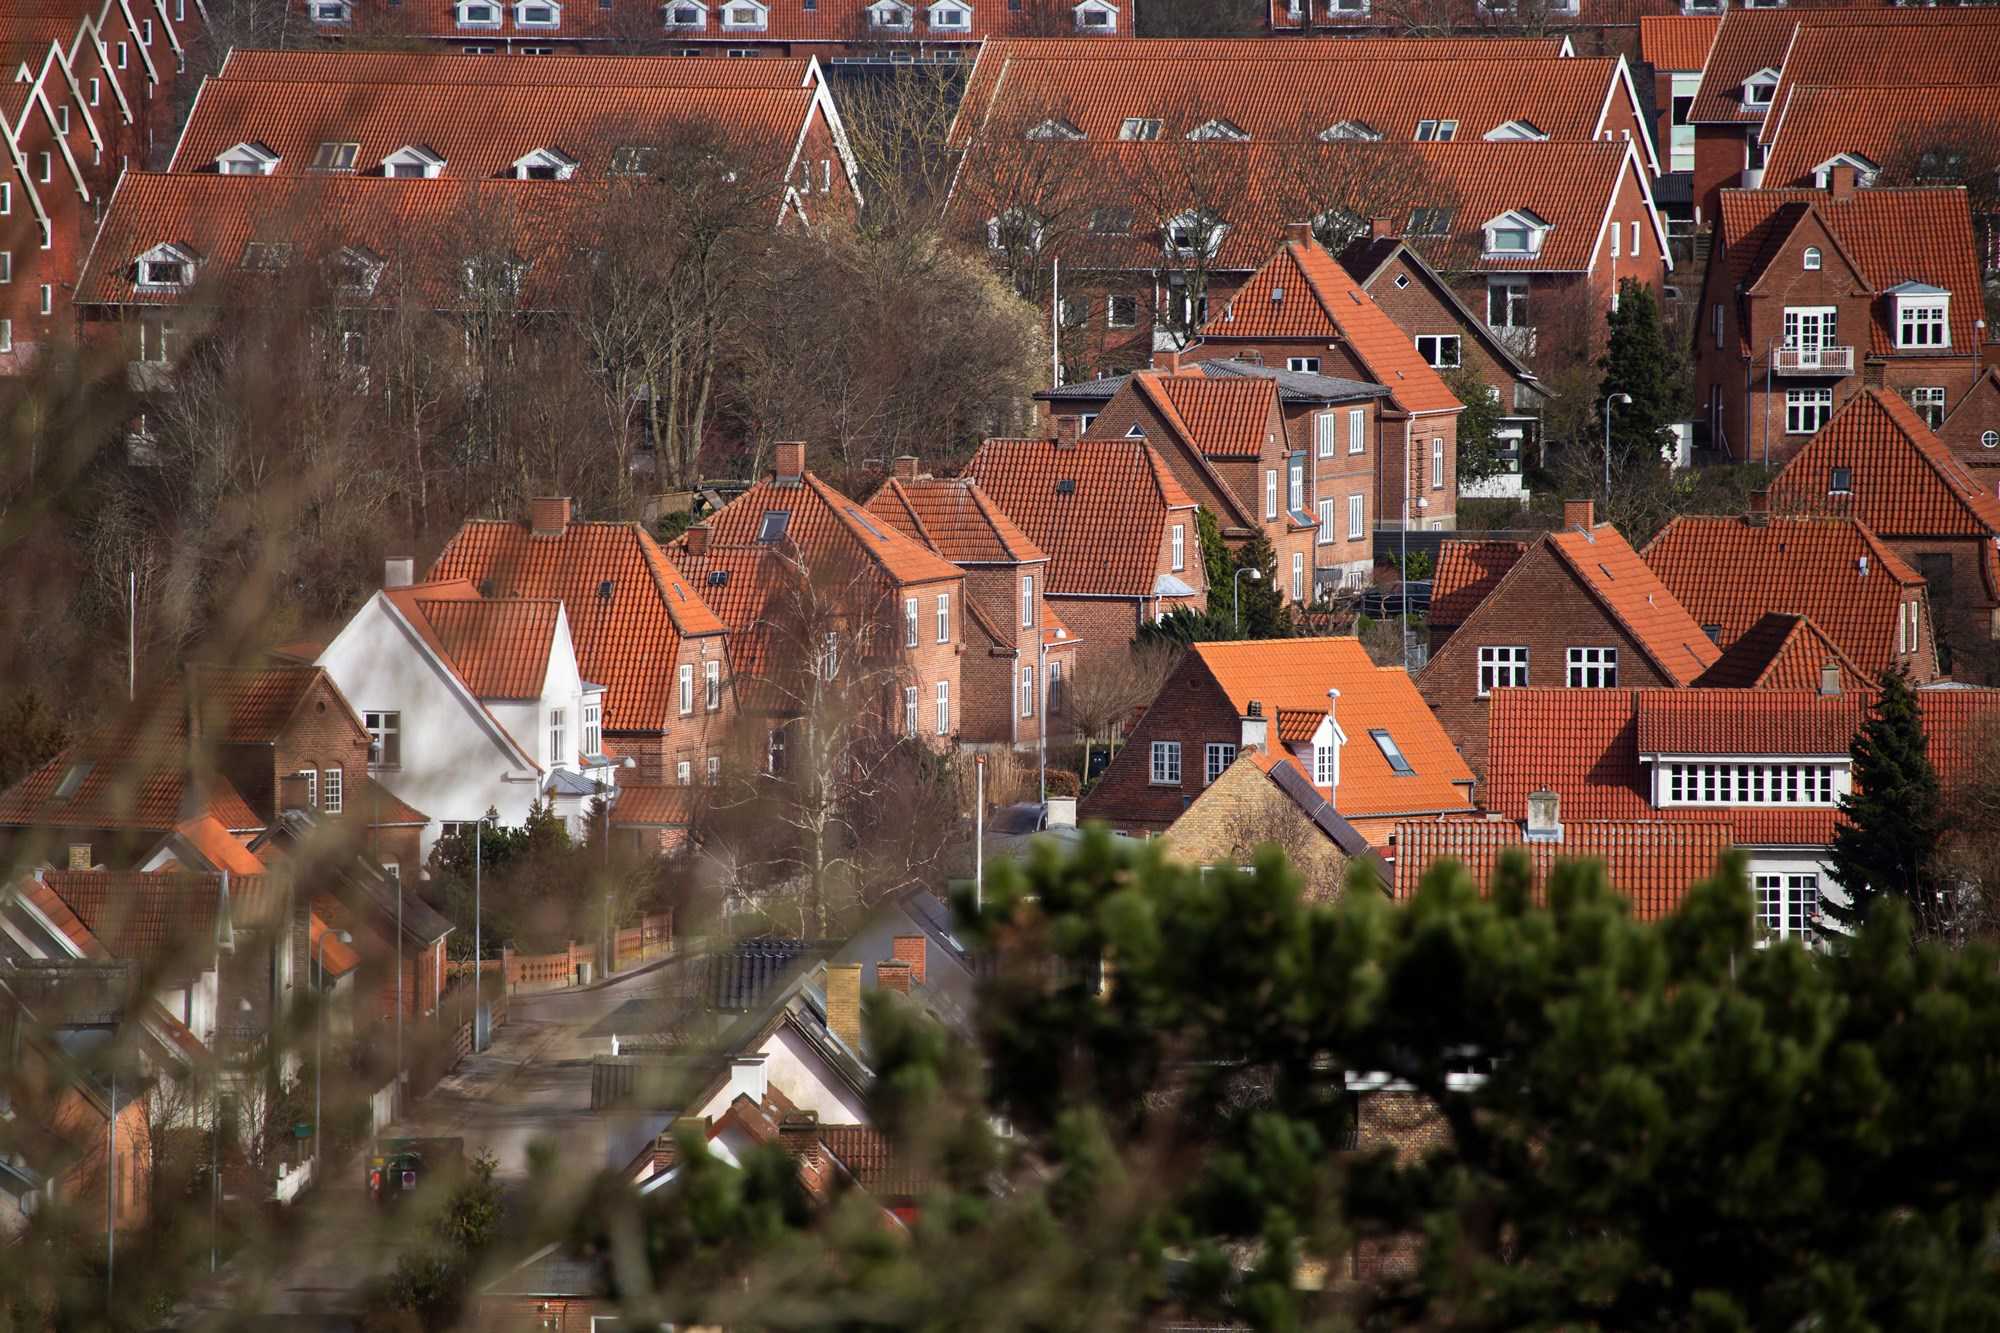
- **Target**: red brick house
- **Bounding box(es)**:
[1418,499,1719,783]
[432,497,735,788]
[1939,368,2000,473]
[1429,538,1529,652]
[862,460,1078,751]
[1191,226,1466,534]
[961,437,1205,678]
[1694,176,1986,466]
[1637,14,1719,189]
[1079,637,1474,849]
[1642,509,1938,684]
[1766,387,2000,684]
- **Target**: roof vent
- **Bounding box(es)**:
[1056,478,1077,494]
[707,570,730,587]
[597,579,614,599]
[478,579,495,597]
[1270,285,1284,303]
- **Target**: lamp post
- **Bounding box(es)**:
[314,927,354,1170]
[1603,392,1632,503]
[1233,566,1263,635]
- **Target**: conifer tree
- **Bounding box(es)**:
[1597,278,1683,488]
[1825,666,1945,939]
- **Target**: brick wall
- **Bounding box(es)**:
[1159,755,1352,898]
[1693,122,1749,230]
[1363,252,1525,417]
[1418,541,1678,782]
[889,574,967,745]
[272,676,375,818]
[1305,402,1380,587]
[1078,651,1239,834]
[1887,537,2000,685]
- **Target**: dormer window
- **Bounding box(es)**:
[134,243,197,289]
[215,140,279,175]
[333,246,384,296]
[1164,209,1226,256]
[1683,0,1721,11]
[1118,117,1162,141]
[382,145,446,179]
[310,0,352,22]
[1484,119,1547,142]
[662,0,706,25]
[1810,152,1877,188]
[309,141,360,172]
[512,147,577,180]
[987,206,1045,253]
[1741,68,1778,107]
[1074,0,1116,29]
[869,0,912,26]
[456,0,503,24]
[1320,120,1381,142]
[515,0,561,23]
[1890,282,1950,349]
[1188,118,1248,142]
[928,0,970,26]
[720,0,767,28]
[240,241,292,271]
[1482,208,1548,257]
[1414,119,1458,142]
[463,255,527,297]
[1027,117,1084,141]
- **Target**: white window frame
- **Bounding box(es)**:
[1907,386,1947,429]
[1315,412,1337,457]
[456,0,503,25]
[929,0,971,28]
[1487,276,1530,330]
[679,663,694,714]
[514,0,561,24]
[1477,646,1528,696]
[321,766,343,815]
[1754,872,1817,941]
[720,0,768,28]
[1107,294,1137,327]
[1900,599,1919,654]
[1291,356,1322,374]
[1264,469,1278,520]
[704,660,721,710]
[936,593,951,643]
[1566,646,1618,688]
[1149,740,1182,785]
[664,0,708,25]
[936,680,951,734]
[1347,493,1364,541]
[1416,334,1460,368]
[1170,523,1185,571]
[1313,743,1336,786]
[583,700,602,755]
[1021,574,1035,628]
[1665,762,1839,808]
[1288,459,1303,513]
[1347,408,1366,453]
[297,768,318,809]
[904,596,919,648]
[904,685,919,734]
[1204,742,1236,784]
[1431,438,1445,490]
[1317,497,1335,545]
[548,707,566,765]
[1292,551,1305,602]
[1785,388,1833,435]
[1896,296,1949,350]
[1020,666,1035,719]
[365,711,401,766]
[677,760,692,786]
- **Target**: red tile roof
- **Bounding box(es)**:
[411,593,563,700]
[217,48,819,88]
[1768,388,2000,538]
[0,748,256,834]
[1692,7,2000,125]
[39,869,238,974]
[429,515,725,734]
[1391,817,1734,921]
[1639,14,1720,72]
[1643,514,1924,677]
[666,544,783,683]
[1635,687,1864,756]
[171,814,268,876]
[1201,235,1461,416]
[696,472,967,589]
[1762,21,2000,144]
[963,438,1196,599]
[861,476,1047,566]
[1763,85,2000,190]
[309,910,361,978]
[357,777,432,827]
[1545,523,1720,686]
[15,877,109,959]
[610,785,696,829]
[1192,637,1476,819]
[1135,372,1278,460]
[310,0,1121,44]
[1429,539,1527,629]
[1695,613,1866,693]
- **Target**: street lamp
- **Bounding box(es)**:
[1603,392,1633,503]
[1233,566,1263,635]
[314,927,354,1170]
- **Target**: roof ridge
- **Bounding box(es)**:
[1546,526,1716,684]
[883,479,942,555]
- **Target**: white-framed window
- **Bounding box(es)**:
[1,182,10,215]
[936,680,951,734]
[39,285,51,316]
[1900,599,1920,654]
[929,0,971,28]
[1313,742,1336,786]
[1290,356,1322,374]
[1488,276,1529,329]
[1347,408,1365,454]
[870,0,912,24]
[1483,211,1544,256]
[1666,764,1838,808]
[1415,119,1458,142]
[720,0,768,27]
[1288,458,1304,513]
[365,711,401,766]
[1477,646,1528,696]
[1347,493,1364,540]
[583,700,602,755]
[1566,647,1618,687]
[1831,466,1852,495]
[935,593,951,643]
[1785,388,1833,435]
[1803,246,1822,271]
[0,318,14,354]
[679,663,694,714]
[706,755,720,784]
[89,78,101,106]
[1754,873,1817,940]
[1020,665,1035,718]
[1170,523,1185,571]
[456,0,502,25]
[1264,469,1277,520]
[903,596,918,648]
[1075,0,1116,27]
[297,769,318,808]
[1149,740,1181,785]
[137,316,175,365]
[1292,551,1304,602]
[904,685,919,734]
[1907,386,1947,428]
[1630,221,1640,255]
[1021,574,1036,628]
[321,766,343,814]
[548,707,566,764]
[676,759,692,786]
[704,660,721,709]
[515,0,561,23]
[1416,334,1459,368]
[1984,431,2000,450]
[1107,295,1138,328]
[135,245,195,289]
[1896,295,1949,349]
[664,0,707,24]
[1431,438,1445,489]
[1317,497,1335,544]
[1315,412,1336,457]
[1742,70,1777,106]
[310,141,360,172]
[0,253,10,285]
[1048,659,1064,714]
[1205,742,1236,783]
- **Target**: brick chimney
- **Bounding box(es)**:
[529,496,571,537]
[383,557,414,589]
[892,455,920,482]
[1370,215,1394,239]
[1240,699,1268,752]
[1154,348,1182,376]
[876,959,913,994]
[891,933,927,986]
[1563,498,1595,531]
[685,524,710,557]
[1284,220,1312,246]
[1748,489,1769,514]
[825,963,863,1050]
[773,441,807,481]
[1828,163,1857,201]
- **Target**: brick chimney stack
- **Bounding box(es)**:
[876,959,913,994]
[1829,163,1857,201]
[1563,498,1595,531]
[892,455,920,482]
[773,441,807,481]
[891,934,927,986]
[1155,348,1182,376]
[1370,215,1393,239]
[825,963,863,1049]
[529,497,571,537]
[685,524,710,557]
[1284,220,1312,246]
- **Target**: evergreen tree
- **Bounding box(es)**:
[1597,278,1683,492]
[1442,365,1510,488]
[1826,666,1945,939]
[1227,530,1288,638]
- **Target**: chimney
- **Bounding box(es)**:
[1563,498,1595,531]
[1748,489,1769,514]
[892,455,919,482]
[382,557,415,589]
[1820,661,1843,697]
[67,843,92,870]
[773,441,807,481]
[825,963,863,1050]
[1524,788,1563,842]
[1240,699,1268,752]
[1154,348,1182,376]
[891,934,927,986]
[1370,215,1393,239]
[529,496,572,537]
[1046,794,1078,828]
[875,959,913,995]
[685,524,710,557]
[1284,220,1312,247]
[1828,163,1857,201]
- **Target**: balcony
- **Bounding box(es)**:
[1770,345,1854,375]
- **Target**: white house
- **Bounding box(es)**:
[316,559,625,860]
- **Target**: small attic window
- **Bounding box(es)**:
[54,759,94,800]
[1803,246,1821,271]
[309,141,360,172]
[929,1,971,27]
[512,147,578,180]
[1742,70,1777,107]
[1830,466,1852,495]
[610,145,658,174]
[382,145,446,179]
[1056,478,1076,494]
[869,0,912,26]
[310,0,352,21]
[846,506,889,540]
[1118,117,1162,141]
[457,0,503,24]
[1319,120,1381,142]
[1188,118,1248,142]
[1125,424,1144,437]
[1414,119,1458,142]
[720,0,768,27]
[515,0,561,23]
[756,510,791,542]
[1482,209,1548,257]
[136,245,195,288]
[1089,206,1131,234]
[707,568,729,586]
[1484,119,1547,142]
[216,141,280,175]
[1027,118,1084,141]
[663,0,707,24]
[1369,728,1414,775]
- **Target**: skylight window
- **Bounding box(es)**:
[1407,206,1454,234]
[846,506,889,540]
[54,760,93,800]
[756,509,791,542]
[1414,119,1458,142]
[610,144,658,174]
[1118,117,1162,141]
[1027,118,1084,141]
[1089,206,1132,234]
[309,141,360,172]
[1369,729,1414,775]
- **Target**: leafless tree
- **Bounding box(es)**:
[837,65,969,238]
[1066,641,1181,763]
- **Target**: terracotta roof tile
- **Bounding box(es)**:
[1136,373,1276,460]
[358,777,430,827]
[1763,85,2000,190]
[1643,514,1924,677]
[1692,8,2000,125]
[667,544,783,684]
[0,740,263,836]
[861,476,1047,565]
[218,48,818,88]
[1203,236,1460,416]
[1546,524,1719,685]
[1694,613,1866,692]
[696,472,966,589]
[963,438,1196,599]
[1768,388,2000,537]
[1430,539,1527,629]
[39,869,234,975]
[430,516,725,733]
[1639,14,1720,72]
[309,910,361,978]
[15,878,109,959]
[311,0,1121,44]
[1636,687,1864,756]
[1192,637,1475,819]
[411,595,562,699]
[171,814,268,876]
[1391,817,1734,921]
[817,1124,927,1196]
[610,785,696,829]
[1763,22,2000,144]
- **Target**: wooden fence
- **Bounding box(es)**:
[448,913,675,996]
